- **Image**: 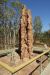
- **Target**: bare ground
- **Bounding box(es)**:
[0,52,48,75]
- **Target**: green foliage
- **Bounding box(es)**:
[33,16,42,43]
[3,0,8,3]
[11,2,16,7]
[38,31,50,46]
[0,14,2,17]
[33,16,42,33]
[4,7,16,19]
[0,0,8,4]
[11,1,23,8]
[0,0,23,49]
[11,1,24,15]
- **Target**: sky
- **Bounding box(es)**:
[20,0,50,32]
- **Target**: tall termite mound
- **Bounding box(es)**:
[27,10,33,58]
[19,6,33,61]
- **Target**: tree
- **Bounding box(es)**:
[33,16,42,43]
[11,0,24,48]
[0,0,21,49]
[0,0,23,50]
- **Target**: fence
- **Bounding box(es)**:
[0,48,50,75]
